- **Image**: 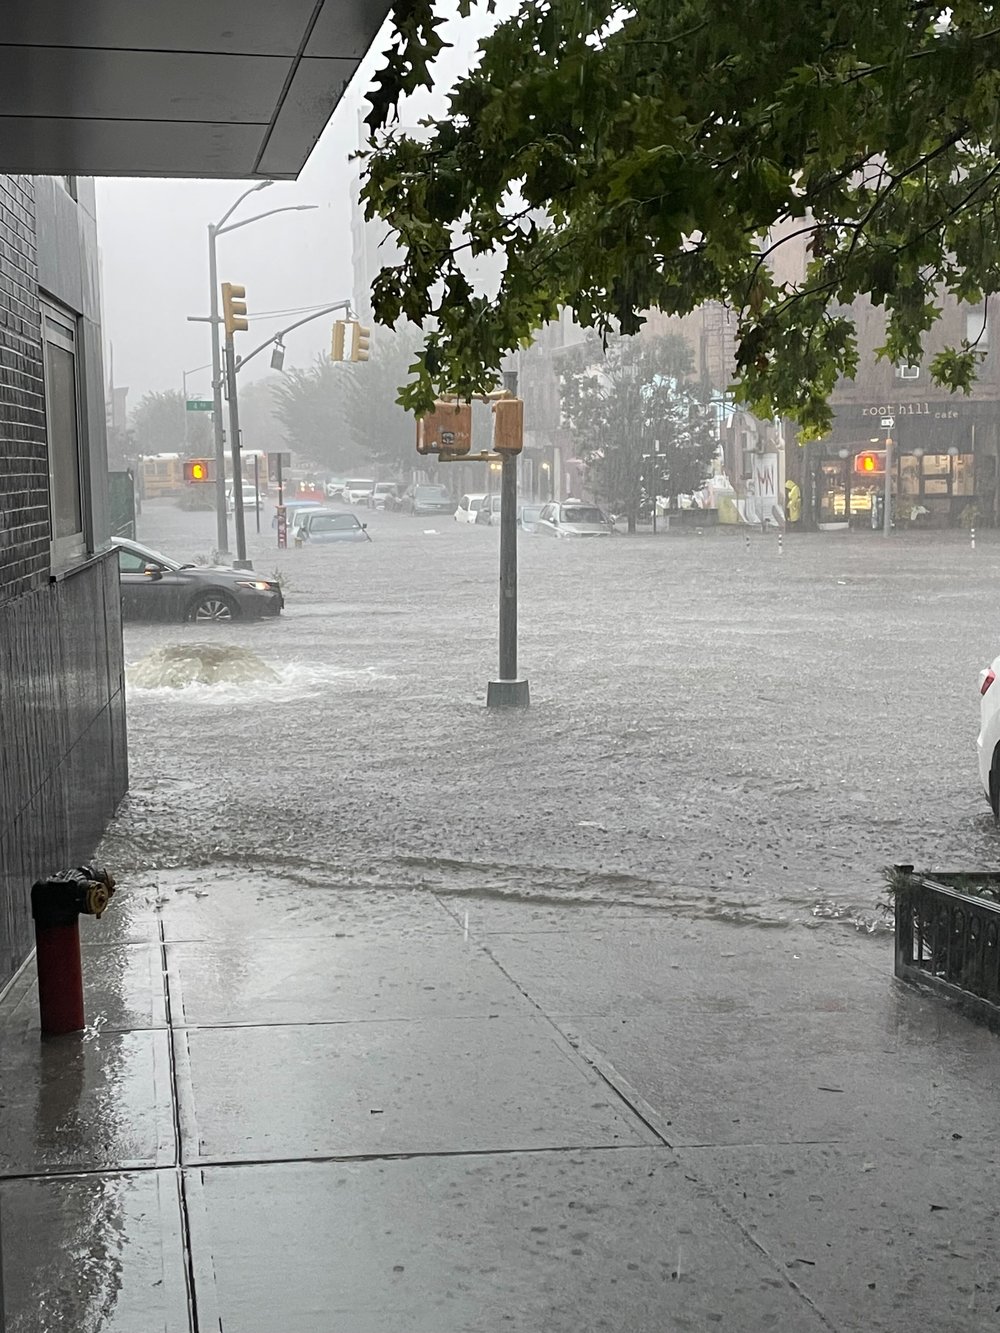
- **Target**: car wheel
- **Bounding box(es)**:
[188,591,238,623]
[991,748,1000,819]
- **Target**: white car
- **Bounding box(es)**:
[978,657,1000,815]
[456,492,488,524]
[536,500,613,537]
[342,478,375,504]
[226,485,261,514]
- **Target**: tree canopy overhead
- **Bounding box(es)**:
[362,0,1000,434]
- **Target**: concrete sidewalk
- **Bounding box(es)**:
[1,870,998,1331]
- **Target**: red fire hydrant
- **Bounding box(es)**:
[31,866,116,1036]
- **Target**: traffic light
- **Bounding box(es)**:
[221,282,248,337]
[416,401,473,456]
[331,320,347,361]
[351,323,371,362]
[854,450,886,475]
[183,458,213,483]
[492,398,524,454]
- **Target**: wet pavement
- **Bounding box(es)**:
[3,499,1000,1329]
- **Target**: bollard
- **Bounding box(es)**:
[971,524,976,551]
[31,866,115,1035]
[778,530,784,556]
[745,532,751,552]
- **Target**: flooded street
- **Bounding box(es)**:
[103,498,1000,932]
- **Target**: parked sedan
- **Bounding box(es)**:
[113,537,283,622]
[295,510,371,544]
[536,500,613,537]
[399,484,457,516]
[367,482,400,510]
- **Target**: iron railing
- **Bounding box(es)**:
[893,865,1000,1029]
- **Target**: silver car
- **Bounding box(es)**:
[536,500,612,537]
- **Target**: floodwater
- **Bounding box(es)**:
[102,499,1000,933]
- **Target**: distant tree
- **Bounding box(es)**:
[341,322,425,475]
[237,376,287,455]
[271,324,426,477]
[270,358,361,475]
[559,332,717,533]
[130,389,211,456]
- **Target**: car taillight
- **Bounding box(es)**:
[982,669,996,697]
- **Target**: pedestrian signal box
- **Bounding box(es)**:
[853,450,886,475]
[416,401,473,456]
[183,459,213,482]
[492,398,524,454]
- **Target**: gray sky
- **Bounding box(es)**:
[96,5,507,411]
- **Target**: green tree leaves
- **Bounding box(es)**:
[361,1,1000,433]
[130,389,210,456]
[559,331,718,530]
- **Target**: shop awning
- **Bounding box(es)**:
[0,1,391,179]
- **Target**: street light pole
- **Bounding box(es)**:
[204,182,316,555]
[208,221,228,554]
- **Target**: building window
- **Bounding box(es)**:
[41,297,88,568]
[966,309,989,348]
[58,176,78,200]
[896,364,920,379]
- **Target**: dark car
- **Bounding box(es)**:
[113,537,283,622]
[399,483,457,516]
[295,510,371,544]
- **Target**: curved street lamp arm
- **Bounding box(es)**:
[214,180,273,232]
[217,203,318,237]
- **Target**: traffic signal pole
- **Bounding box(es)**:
[498,450,518,680]
[883,433,892,538]
[224,335,250,568]
[207,224,229,555]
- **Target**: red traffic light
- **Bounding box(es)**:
[183,459,213,483]
[853,451,885,475]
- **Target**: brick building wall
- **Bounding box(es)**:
[0,175,127,991]
[0,175,48,597]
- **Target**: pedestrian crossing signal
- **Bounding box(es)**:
[854,451,885,475]
[184,459,213,483]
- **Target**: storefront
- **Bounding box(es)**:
[803,399,997,529]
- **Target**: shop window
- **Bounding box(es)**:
[42,297,88,568]
[967,309,989,348]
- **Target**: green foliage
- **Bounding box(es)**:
[131,389,211,456]
[342,322,427,473]
[175,488,215,511]
[271,325,426,476]
[559,331,717,530]
[270,358,358,475]
[362,1,1000,433]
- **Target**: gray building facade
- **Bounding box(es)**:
[0,175,126,990]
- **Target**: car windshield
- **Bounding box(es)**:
[375,483,395,493]
[560,506,604,524]
[521,505,543,520]
[348,480,374,490]
[416,486,449,499]
[117,542,181,571]
[310,514,359,532]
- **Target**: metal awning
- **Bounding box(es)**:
[0,1,391,179]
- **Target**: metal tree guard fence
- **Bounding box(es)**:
[893,865,1000,1029]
